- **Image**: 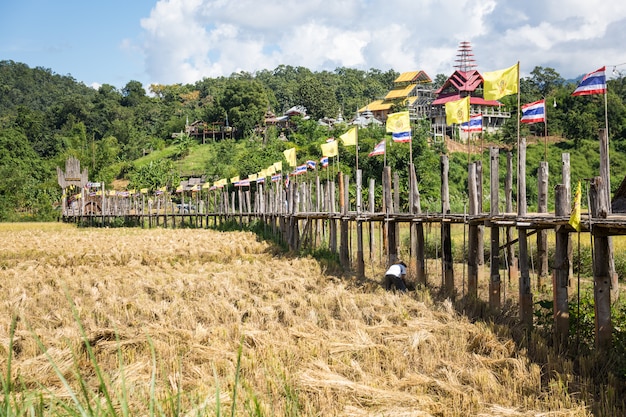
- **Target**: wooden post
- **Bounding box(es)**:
[590,176,612,350]
[338,172,345,214]
[356,220,364,279]
[476,160,485,269]
[554,184,570,346]
[537,161,549,288]
[388,218,397,265]
[598,128,619,300]
[518,138,532,327]
[506,151,518,284]
[468,162,479,299]
[382,167,392,256]
[340,217,349,267]
[408,163,425,286]
[369,178,375,260]
[489,147,501,309]
[562,153,574,283]
[356,169,362,214]
[441,155,454,297]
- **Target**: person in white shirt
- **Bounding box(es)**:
[384,260,407,292]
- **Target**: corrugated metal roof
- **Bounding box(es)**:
[358,100,393,112]
[385,84,416,100]
[394,70,432,83]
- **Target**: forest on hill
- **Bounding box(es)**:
[1,60,626,220]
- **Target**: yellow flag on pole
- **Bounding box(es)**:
[273,161,282,172]
[320,140,338,157]
[482,63,519,101]
[283,148,297,167]
[385,111,410,133]
[339,127,357,146]
[230,176,240,184]
[569,181,582,232]
[445,96,470,125]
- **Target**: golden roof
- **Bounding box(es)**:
[358,100,393,112]
[394,70,431,83]
[384,84,416,100]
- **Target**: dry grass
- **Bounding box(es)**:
[0,223,592,416]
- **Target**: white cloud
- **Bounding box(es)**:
[136,0,626,85]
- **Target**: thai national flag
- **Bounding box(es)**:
[271,173,282,182]
[368,140,386,157]
[572,67,606,96]
[521,100,546,124]
[391,131,411,142]
[295,164,307,175]
[306,160,316,169]
[460,114,483,132]
[320,156,329,168]
[256,177,265,184]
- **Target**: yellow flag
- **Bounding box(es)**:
[230,175,240,183]
[569,181,582,232]
[320,140,338,157]
[248,173,257,181]
[273,161,282,171]
[267,165,276,175]
[283,148,297,167]
[140,188,148,194]
[445,96,470,125]
[482,63,519,101]
[339,127,357,146]
[386,111,411,133]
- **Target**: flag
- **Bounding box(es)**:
[445,96,470,125]
[340,127,357,146]
[273,161,283,171]
[230,176,240,184]
[283,147,297,167]
[572,66,606,96]
[267,165,276,175]
[569,181,582,232]
[321,156,329,167]
[392,131,412,142]
[386,111,411,133]
[256,177,265,184]
[520,100,546,124]
[236,179,250,187]
[294,164,307,175]
[321,140,338,157]
[271,173,282,182]
[248,173,257,181]
[482,63,519,101]
[306,160,316,169]
[368,140,386,157]
[461,114,483,132]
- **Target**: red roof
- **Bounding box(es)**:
[431,93,501,106]
[435,70,484,94]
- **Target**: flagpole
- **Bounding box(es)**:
[383,137,387,167]
[543,99,548,162]
[516,61,521,213]
[604,83,610,205]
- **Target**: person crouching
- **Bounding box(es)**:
[384,260,407,292]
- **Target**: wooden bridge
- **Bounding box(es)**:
[59,132,624,351]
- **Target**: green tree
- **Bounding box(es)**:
[221,78,269,139]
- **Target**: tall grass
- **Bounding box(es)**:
[0,222,612,415]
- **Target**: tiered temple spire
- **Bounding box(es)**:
[454,41,477,73]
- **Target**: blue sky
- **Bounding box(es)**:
[2,0,626,90]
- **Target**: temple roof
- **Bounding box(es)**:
[435,70,483,94]
[431,93,501,106]
[394,70,432,84]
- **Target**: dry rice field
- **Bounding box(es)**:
[0,223,593,416]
